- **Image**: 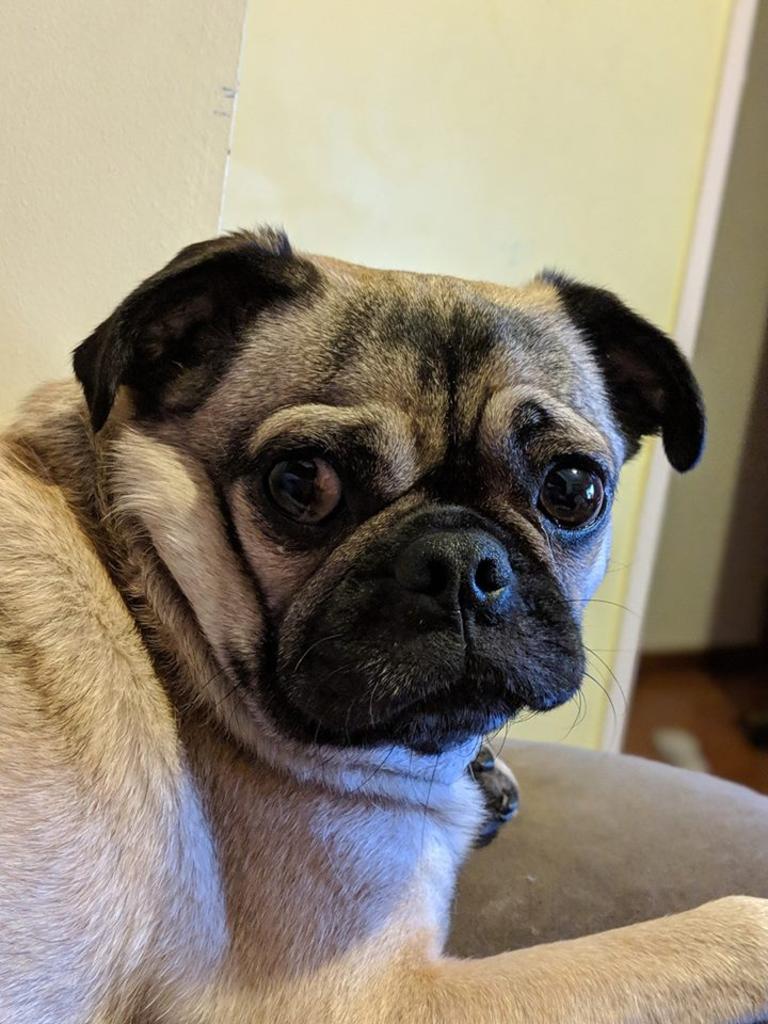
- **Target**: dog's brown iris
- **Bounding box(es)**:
[538,464,605,529]
[267,456,342,523]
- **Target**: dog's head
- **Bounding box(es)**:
[74,229,703,755]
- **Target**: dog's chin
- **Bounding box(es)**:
[267,659,583,755]
[337,679,579,754]
[287,692,523,755]
[366,699,524,755]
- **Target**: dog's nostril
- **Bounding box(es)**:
[424,557,450,597]
[475,557,508,595]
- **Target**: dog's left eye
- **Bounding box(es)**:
[267,456,343,523]
[538,463,605,529]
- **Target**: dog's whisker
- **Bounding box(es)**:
[212,680,243,711]
[583,644,628,707]
[293,632,346,673]
[199,664,230,693]
[583,670,619,725]
[347,744,397,796]
[577,688,589,729]
[509,707,541,727]
[568,597,639,617]
[562,689,586,740]
[489,721,509,761]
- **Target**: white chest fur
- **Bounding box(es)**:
[154,739,485,1023]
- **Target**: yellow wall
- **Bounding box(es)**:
[1,0,246,423]
[223,0,734,748]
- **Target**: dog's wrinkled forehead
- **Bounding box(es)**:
[74,229,704,476]
[199,260,619,473]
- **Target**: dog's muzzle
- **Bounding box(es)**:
[273,507,584,753]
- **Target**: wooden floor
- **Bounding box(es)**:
[624,657,768,796]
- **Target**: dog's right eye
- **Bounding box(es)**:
[266,456,343,524]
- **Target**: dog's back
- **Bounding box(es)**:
[0,389,221,1022]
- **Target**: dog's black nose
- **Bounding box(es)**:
[394,529,514,613]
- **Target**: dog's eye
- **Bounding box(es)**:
[538,464,605,529]
[267,456,342,523]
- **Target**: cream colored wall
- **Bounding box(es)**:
[224,0,734,749]
[1,1,246,423]
[644,2,768,654]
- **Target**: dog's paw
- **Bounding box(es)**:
[683,896,768,1021]
[470,743,520,848]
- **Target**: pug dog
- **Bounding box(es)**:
[1,228,766,1024]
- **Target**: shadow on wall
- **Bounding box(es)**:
[711,323,768,649]
[643,1,768,656]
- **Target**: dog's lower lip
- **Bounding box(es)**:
[316,683,529,747]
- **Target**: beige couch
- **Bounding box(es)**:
[449,741,768,956]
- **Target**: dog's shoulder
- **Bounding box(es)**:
[0,382,174,736]
[1,381,90,510]
[0,382,175,760]
[0,384,105,614]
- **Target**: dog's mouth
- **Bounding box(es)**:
[267,640,584,754]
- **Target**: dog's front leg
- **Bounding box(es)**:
[394,896,768,1023]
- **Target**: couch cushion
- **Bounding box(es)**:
[449,740,768,957]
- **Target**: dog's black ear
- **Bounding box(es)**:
[73,228,315,432]
[542,272,705,471]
